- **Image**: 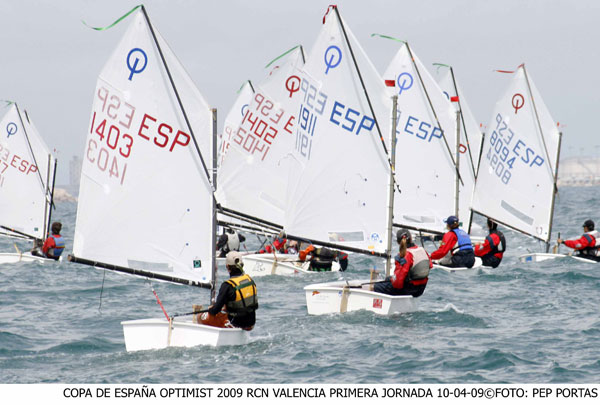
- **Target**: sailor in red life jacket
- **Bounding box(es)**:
[36,222,65,261]
[557,219,600,262]
[373,228,432,297]
[257,232,287,254]
[474,219,506,268]
[430,215,475,268]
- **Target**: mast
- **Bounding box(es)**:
[448,66,477,177]
[546,131,562,252]
[385,95,398,277]
[46,158,58,237]
[454,110,461,218]
[211,108,218,301]
[42,154,52,240]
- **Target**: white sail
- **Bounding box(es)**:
[382,44,458,234]
[471,65,560,242]
[218,80,254,168]
[0,103,55,240]
[436,67,484,231]
[73,10,214,283]
[283,9,392,253]
[216,46,306,226]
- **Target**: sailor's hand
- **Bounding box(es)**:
[557,238,563,245]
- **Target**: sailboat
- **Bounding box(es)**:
[215,44,343,276]
[376,39,483,272]
[68,6,247,351]
[288,6,417,315]
[470,64,562,264]
[0,102,58,264]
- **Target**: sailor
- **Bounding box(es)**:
[373,228,431,296]
[201,251,258,330]
[285,239,299,254]
[557,219,600,262]
[216,228,246,257]
[430,215,475,268]
[33,222,65,261]
[298,244,349,271]
[474,219,506,268]
[258,232,287,254]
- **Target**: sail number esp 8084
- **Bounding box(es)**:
[484,113,545,185]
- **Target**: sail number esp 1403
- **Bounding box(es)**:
[87,85,191,185]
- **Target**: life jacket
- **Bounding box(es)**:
[486,230,506,256]
[309,247,335,271]
[581,230,600,257]
[47,234,65,258]
[226,232,240,252]
[407,246,431,281]
[225,274,258,316]
[451,228,473,254]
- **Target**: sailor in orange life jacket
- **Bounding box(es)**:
[474,219,506,268]
[373,228,432,296]
[430,215,475,268]
[200,251,258,330]
[298,244,349,271]
[32,222,65,260]
[557,219,600,262]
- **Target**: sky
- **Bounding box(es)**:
[1,0,599,184]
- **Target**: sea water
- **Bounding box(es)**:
[1,186,599,383]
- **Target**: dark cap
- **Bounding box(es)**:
[396,228,410,241]
[444,215,459,225]
[583,219,595,230]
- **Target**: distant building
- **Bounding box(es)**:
[558,157,600,187]
[69,155,82,188]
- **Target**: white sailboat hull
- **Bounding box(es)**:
[433,257,484,274]
[518,253,598,264]
[121,318,249,352]
[0,252,59,265]
[304,280,418,315]
[242,253,340,277]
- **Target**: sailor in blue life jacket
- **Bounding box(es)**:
[430,215,475,268]
[557,219,600,262]
[32,222,65,261]
[216,228,246,257]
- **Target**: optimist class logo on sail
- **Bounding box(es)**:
[6,122,17,138]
